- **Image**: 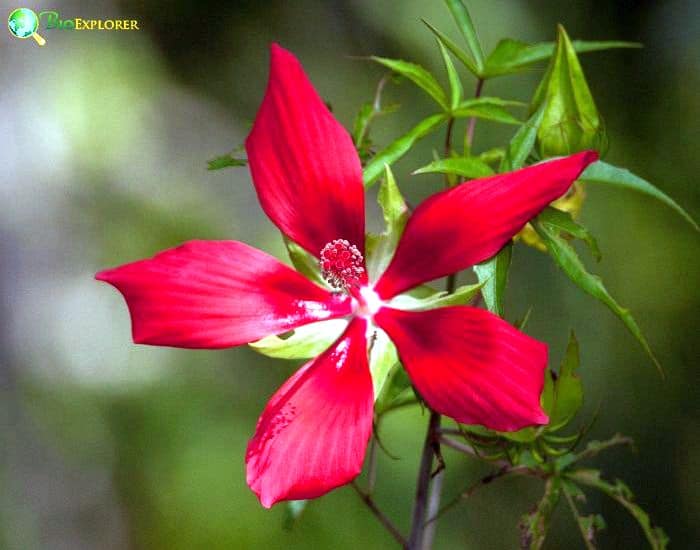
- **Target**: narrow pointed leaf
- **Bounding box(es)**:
[353,74,400,161]
[285,237,326,287]
[422,19,480,76]
[413,156,494,179]
[533,214,661,375]
[249,319,348,360]
[437,38,463,109]
[371,56,448,110]
[353,103,375,147]
[519,477,562,550]
[562,482,605,550]
[500,104,546,172]
[444,0,485,70]
[538,207,601,261]
[363,114,447,187]
[484,38,642,78]
[388,281,484,310]
[580,161,699,231]
[473,242,512,316]
[479,147,505,165]
[368,328,399,398]
[569,470,669,550]
[548,331,584,431]
[453,98,522,125]
[366,166,409,281]
[207,153,247,170]
[375,365,414,415]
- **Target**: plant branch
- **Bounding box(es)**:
[465,78,484,150]
[422,460,444,548]
[439,435,480,459]
[407,410,441,549]
[351,481,407,547]
[563,487,597,550]
[367,432,379,494]
[444,117,458,294]
[427,465,512,526]
[570,433,634,465]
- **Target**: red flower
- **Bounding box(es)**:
[96,44,598,508]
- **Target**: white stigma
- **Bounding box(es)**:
[357,286,383,318]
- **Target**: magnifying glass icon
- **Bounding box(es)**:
[8,8,46,46]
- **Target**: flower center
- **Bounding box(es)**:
[320,239,365,291]
[357,286,382,318]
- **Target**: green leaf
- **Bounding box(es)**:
[444,0,485,71]
[452,97,522,125]
[478,147,505,165]
[569,470,669,550]
[473,242,512,316]
[363,114,447,187]
[375,365,415,415]
[249,319,347,360]
[422,19,480,77]
[500,104,546,172]
[540,369,555,418]
[532,213,662,375]
[283,500,308,530]
[566,433,635,467]
[353,102,375,147]
[366,166,409,281]
[437,38,463,109]
[530,25,608,157]
[484,38,642,78]
[368,328,399,398]
[519,476,562,550]
[285,237,326,287]
[579,161,699,231]
[563,481,605,550]
[207,153,246,170]
[537,207,601,261]
[500,425,538,443]
[389,281,484,311]
[352,78,400,162]
[548,331,584,431]
[413,156,494,179]
[371,56,448,110]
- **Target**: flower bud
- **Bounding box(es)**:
[531,25,608,158]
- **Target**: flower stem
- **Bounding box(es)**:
[466,79,485,150]
[407,77,486,550]
[351,481,407,547]
[407,410,441,549]
[422,453,444,548]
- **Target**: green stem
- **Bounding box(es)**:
[465,78,484,150]
[352,481,407,547]
[407,411,441,549]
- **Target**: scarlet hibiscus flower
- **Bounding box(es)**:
[96,44,597,508]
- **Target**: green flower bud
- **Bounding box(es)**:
[531,25,608,158]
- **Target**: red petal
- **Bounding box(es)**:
[246,318,373,507]
[95,240,351,348]
[375,306,548,431]
[374,152,598,299]
[246,44,365,256]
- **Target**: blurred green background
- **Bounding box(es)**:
[1,1,698,548]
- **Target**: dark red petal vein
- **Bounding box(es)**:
[375,151,598,299]
[96,240,351,348]
[375,306,548,432]
[246,44,365,256]
[246,318,373,507]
